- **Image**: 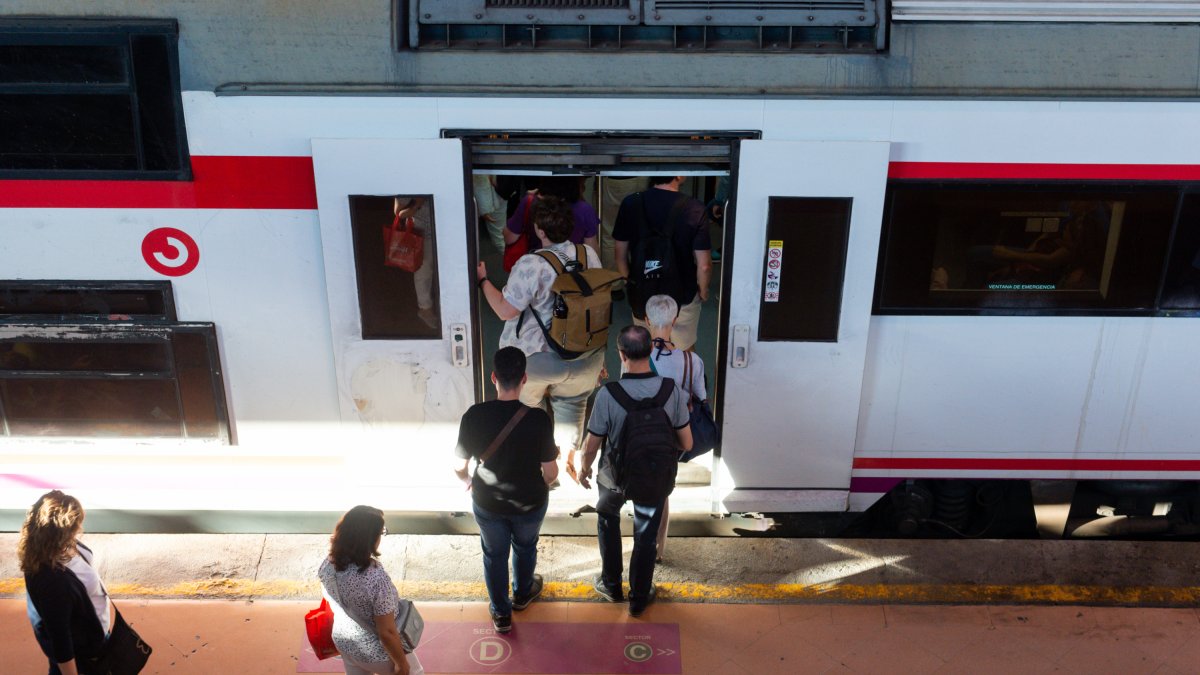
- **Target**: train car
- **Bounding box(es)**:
[2,7,1200,536]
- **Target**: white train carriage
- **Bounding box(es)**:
[3,93,1200,533]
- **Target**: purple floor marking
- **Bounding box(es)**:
[299,622,681,674]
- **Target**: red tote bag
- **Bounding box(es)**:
[305,598,339,660]
[383,215,424,272]
[502,193,538,273]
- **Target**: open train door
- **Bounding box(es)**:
[721,140,889,513]
[312,139,474,507]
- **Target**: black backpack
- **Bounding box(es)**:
[606,379,679,503]
[628,192,689,319]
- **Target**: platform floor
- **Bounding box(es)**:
[5,598,1200,674]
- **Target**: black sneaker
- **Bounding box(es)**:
[491,611,512,634]
[593,574,624,603]
[512,574,543,611]
[628,585,657,618]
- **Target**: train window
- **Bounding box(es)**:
[758,197,852,341]
[0,20,189,178]
[0,324,230,442]
[1159,193,1200,311]
[876,185,1178,314]
[349,195,442,339]
[0,281,175,320]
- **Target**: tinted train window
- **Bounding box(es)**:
[0,20,189,178]
[876,185,1178,314]
[1160,193,1200,311]
[759,197,852,341]
[0,324,230,441]
[0,281,175,320]
[349,195,442,339]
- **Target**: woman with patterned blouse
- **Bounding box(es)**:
[317,506,423,675]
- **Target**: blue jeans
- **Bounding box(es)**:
[596,485,664,606]
[473,501,548,617]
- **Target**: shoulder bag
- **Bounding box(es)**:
[680,351,719,463]
[73,544,153,675]
[327,565,425,653]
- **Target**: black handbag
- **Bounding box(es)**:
[679,351,719,463]
[84,608,152,675]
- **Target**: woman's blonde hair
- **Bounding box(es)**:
[18,490,84,575]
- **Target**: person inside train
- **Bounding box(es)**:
[613,176,712,352]
[503,176,601,251]
[641,294,713,562]
[21,490,115,675]
[477,195,606,462]
[453,346,559,633]
[317,505,424,675]
[472,175,510,255]
[392,197,438,330]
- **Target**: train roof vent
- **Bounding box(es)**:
[486,0,630,6]
[646,0,877,26]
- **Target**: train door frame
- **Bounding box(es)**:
[453,131,752,511]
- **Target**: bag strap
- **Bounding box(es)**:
[574,243,588,270]
[682,351,692,394]
[478,406,529,465]
[535,249,566,275]
[652,378,675,407]
[604,381,637,411]
[390,214,401,231]
[328,567,376,634]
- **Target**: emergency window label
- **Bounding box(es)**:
[764,240,783,302]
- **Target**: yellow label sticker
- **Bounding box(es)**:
[768,240,783,248]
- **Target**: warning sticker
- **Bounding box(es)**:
[764,240,783,303]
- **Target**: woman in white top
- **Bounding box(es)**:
[644,294,709,561]
[317,506,423,675]
[20,490,114,675]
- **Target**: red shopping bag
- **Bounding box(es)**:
[383,215,424,272]
[305,598,339,660]
[502,193,538,273]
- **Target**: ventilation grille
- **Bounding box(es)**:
[486,0,629,6]
[651,1,867,8]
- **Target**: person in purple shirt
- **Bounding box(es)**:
[504,176,600,251]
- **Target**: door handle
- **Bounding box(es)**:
[731,324,750,368]
[450,323,469,367]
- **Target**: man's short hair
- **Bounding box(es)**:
[617,325,652,360]
[493,347,526,390]
[643,294,679,331]
[649,176,678,186]
[530,196,574,244]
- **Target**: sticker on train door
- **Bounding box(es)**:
[764,239,783,302]
[142,227,200,277]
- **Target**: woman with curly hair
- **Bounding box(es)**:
[317,505,423,675]
[20,490,112,675]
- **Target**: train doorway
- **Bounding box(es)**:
[453,131,752,516]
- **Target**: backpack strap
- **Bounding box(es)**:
[535,249,566,274]
[652,378,675,407]
[605,381,638,411]
[574,243,588,270]
[478,407,529,466]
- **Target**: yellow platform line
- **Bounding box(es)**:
[4,577,1200,606]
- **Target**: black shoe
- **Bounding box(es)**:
[593,574,624,603]
[512,574,543,611]
[491,611,512,633]
[628,585,657,618]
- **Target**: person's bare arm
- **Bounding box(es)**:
[541,460,559,486]
[476,262,521,321]
[694,250,713,302]
[577,433,604,489]
[614,240,630,278]
[453,456,471,488]
[503,226,520,245]
[374,613,411,675]
[56,661,79,675]
[583,235,600,252]
[675,425,693,453]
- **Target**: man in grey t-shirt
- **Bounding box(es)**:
[570,325,691,617]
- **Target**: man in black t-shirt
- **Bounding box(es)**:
[453,347,559,634]
[613,176,713,351]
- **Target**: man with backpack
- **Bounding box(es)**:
[613,176,713,352]
[570,325,692,617]
[477,196,621,462]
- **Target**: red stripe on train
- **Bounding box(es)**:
[0,156,317,210]
[888,162,1200,181]
[854,457,1200,472]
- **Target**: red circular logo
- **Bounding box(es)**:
[142,228,199,277]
